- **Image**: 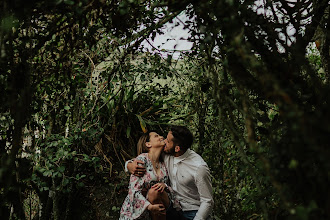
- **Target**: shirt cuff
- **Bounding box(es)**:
[124,160,133,173]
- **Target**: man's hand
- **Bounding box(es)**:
[151,183,167,193]
[127,160,146,177]
[147,204,166,216]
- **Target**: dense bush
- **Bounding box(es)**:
[1,0,330,219]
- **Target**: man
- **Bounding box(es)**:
[126,125,214,220]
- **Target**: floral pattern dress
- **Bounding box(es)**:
[119,153,178,220]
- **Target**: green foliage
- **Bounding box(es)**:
[1,0,330,219]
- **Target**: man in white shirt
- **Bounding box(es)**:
[127,125,214,220]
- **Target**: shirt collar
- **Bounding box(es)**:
[174,149,190,164]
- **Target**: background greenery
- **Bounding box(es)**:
[1,0,330,219]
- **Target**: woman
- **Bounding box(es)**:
[119,131,177,220]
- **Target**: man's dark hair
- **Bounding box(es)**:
[170,125,193,152]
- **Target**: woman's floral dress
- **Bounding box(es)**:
[119,153,178,220]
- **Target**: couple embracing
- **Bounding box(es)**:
[120,125,214,220]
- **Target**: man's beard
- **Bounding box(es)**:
[165,145,176,155]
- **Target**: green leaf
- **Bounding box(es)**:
[126,126,131,138]
[43,170,52,177]
[136,115,147,133]
[112,206,120,211]
[54,0,63,5]
[64,0,75,5]
[41,187,49,191]
[58,166,65,173]
[63,178,69,186]
[288,159,298,169]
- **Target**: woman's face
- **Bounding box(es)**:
[148,132,165,148]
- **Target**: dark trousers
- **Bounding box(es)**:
[166,205,188,220]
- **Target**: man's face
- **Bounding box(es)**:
[164,131,176,155]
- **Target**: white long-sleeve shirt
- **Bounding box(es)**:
[163,149,213,220]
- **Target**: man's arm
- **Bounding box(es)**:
[125,159,146,177]
[194,165,214,220]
